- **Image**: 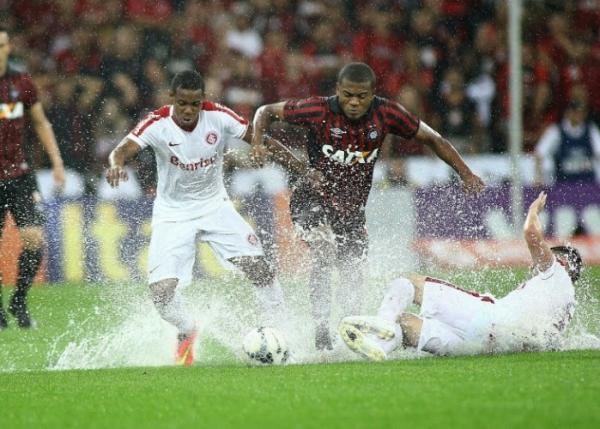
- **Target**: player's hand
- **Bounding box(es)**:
[461,172,485,194]
[106,165,128,187]
[529,191,547,215]
[250,143,268,168]
[52,164,66,193]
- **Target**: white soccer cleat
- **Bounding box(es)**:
[341,316,396,340]
[339,324,387,362]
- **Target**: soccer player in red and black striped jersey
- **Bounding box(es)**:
[0,26,65,328]
[252,62,484,350]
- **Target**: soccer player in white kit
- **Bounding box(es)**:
[106,71,316,366]
[340,191,582,359]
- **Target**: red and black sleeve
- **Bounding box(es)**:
[283,96,327,126]
[20,73,39,109]
[382,100,420,140]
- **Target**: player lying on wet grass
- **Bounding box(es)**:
[340,192,581,359]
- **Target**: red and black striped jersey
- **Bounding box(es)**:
[0,67,38,180]
[283,95,420,216]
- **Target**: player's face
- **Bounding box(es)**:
[171,87,204,126]
[0,32,11,72]
[336,79,375,120]
[566,103,586,126]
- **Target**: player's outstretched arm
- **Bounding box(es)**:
[106,139,141,188]
[263,136,323,188]
[524,191,554,272]
[416,121,485,193]
[250,102,287,165]
[30,101,65,191]
[251,102,287,145]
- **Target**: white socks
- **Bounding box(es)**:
[254,279,287,328]
[377,277,415,322]
[375,277,415,353]
[155,289,196,335]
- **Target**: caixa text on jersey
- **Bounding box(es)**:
[322,145,379,165]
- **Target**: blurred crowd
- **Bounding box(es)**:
[3,0,600,191]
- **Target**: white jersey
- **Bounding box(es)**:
[127,103,248,222]
[492,259,576,351]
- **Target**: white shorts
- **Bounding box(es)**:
[230,166,287,196]
[417,277,496,355]
[147,201,264,287]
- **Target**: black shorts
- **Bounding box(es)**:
[290,186,368,261]
[0,173,45,231]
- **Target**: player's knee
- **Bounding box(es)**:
[400,273,425,304]
[149,279,178,308]
[230,256,275,287]
[19,227,45,250]
[249,257,275,287]
[404,273,426,288]
[388,277,416,303]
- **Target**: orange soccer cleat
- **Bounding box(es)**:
[175,330,197,367]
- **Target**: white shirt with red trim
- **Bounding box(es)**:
[492,259,576,351]
[126,103,248,222]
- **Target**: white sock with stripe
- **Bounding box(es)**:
[375,277,415,353]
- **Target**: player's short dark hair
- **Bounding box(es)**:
[170,70,205,93]
[551,245,583,283]
[337,63,376,88]
[0,25,10,35]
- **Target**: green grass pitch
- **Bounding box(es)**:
[1,268,599,429]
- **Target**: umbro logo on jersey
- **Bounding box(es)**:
[330,128,347,139]
[168,142,181,147]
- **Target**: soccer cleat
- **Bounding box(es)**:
[339,324,387,362]
[315,323,333,351]
[341,316,396,340]
[175,330,197,367]
[8,298,32,328]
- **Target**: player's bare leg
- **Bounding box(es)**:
[340,275,425,360]
[9,226,45,328]
[0,271,7,329]
[307,238,336,351]
[229,256,287,330]
[149,278,197,366]
[397,313,423,348]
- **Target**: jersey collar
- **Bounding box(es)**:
[170,105,201,132]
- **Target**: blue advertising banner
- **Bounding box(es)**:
[414,181,600,239]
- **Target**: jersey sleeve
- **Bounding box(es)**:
[21,73,39,108]
[127,112,162,149]
[219,105,249,139]
[283,97,327,126]
[382,100,420,139]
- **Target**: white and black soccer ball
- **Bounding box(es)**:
[243,327,289,365]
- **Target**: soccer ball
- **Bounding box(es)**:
[242,327,289,365]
